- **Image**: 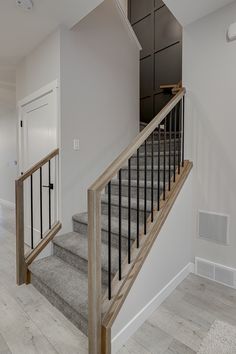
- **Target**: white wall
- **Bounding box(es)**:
[60,0,140,231]
[112,171,194,351]
[0,105,17,205]
[16,29,61,102]
[183,1,236,268]
[16,0,140,232]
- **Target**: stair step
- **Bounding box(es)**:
[29,256,89,336]
[101,194,154,223]
[53,232,124,285]
[120,165,175,180]
[73,212,139,250]
[130,151,178,166]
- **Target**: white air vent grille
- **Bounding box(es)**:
[195,257,236,289]
[198,211,229,245]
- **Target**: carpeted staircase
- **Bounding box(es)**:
[29,123,179,336]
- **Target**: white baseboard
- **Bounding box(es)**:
[0,199,15,209]
[112,262,194,353]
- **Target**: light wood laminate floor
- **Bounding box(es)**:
[1,203,236,354]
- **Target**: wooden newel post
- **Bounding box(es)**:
[15,180,27,285]
[88,189,102,354]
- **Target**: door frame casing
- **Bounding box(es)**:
[17,80,61,223]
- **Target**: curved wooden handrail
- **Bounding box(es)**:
[17,148,59,183]
[89,88,185,192]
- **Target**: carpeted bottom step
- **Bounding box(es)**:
[29,255,89,336]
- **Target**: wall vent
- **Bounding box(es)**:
[198,210,229,245]
[195,257,236,289]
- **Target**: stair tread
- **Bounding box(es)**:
[53,232,123,275]
[73,212,137,240]
[101,194,154,211]
[110,178,165,189]
[122,164,175,170]
[29,255,89,320]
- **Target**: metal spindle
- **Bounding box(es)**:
[30,174,34,249]
[178,102,181,174]
[108,181,112,300]
[48,160,52,229]
[118,170,122,280]
[151,133,154,222]
[157,125,161,211]
[174,106,177,182]
[144,140,147,235]
[128,159,131,264]
[169,113,171,191]
[40,167,43,239]
[182,96,185,167]
[136,148,140,248]
[163,119,166,200]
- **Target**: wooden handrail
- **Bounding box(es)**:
[89,88,185,193]
[17,148,59,183]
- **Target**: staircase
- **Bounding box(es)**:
[28,124,178,337]
[16,88,192,354]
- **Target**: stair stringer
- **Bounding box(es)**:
[101,161,193,353]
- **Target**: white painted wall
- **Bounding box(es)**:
[16,29,61,102]
[183,1,236,268]
[0,104,17,205]
[112,171,194,351]
[163,0,235,26]
[60,0,140,231]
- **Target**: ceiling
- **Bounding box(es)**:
[163,0,236,26]
[0,0,103,108]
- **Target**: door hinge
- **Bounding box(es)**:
[20,120,23,128]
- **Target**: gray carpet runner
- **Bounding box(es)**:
[29,123,179,336]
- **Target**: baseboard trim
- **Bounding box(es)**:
[0,199,15,209]
[112,262,194,353]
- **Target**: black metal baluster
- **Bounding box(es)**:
[182,96,185,167]
[108,181,112,300]
[119,170,122,280]
[30,175,34,249]
[178,102,181,174]
[157,125,161,211]
[163,120,166,201]
[136,148,140,248]
[169,113,172,191]
[128,159,131,264]
[48,160,51,229]
[151,133,154,222]
[174,106,177,182]
[40,167,43,239]
[144,140,147,235]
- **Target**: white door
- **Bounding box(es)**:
[19,87,58,248]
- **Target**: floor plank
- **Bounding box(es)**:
[0,204,88,354]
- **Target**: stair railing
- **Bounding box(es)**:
[88,88,192,354]
[16,149,61,285]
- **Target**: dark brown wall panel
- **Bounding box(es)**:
[141,97,153,122]
[133,15,153,59]
[128,0,182,123]
[140,56,153,97]
[130,0,153,24]
[155,0,164,9]
[155,6,182,52]
[155,43,182,90]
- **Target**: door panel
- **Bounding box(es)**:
[21,90,58,247]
